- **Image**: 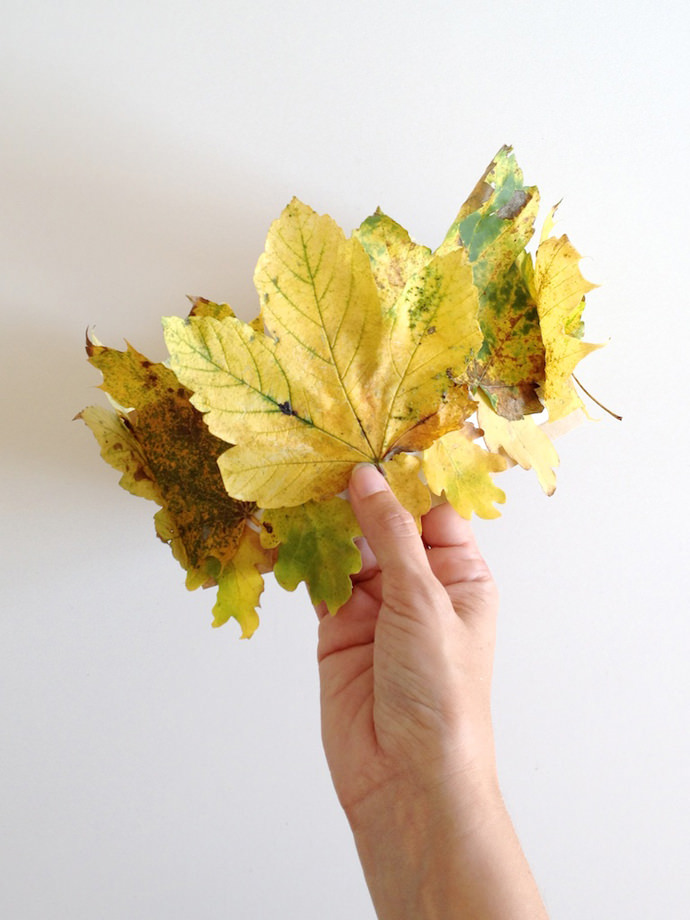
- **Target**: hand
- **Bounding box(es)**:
[316,465,548,920]
[317,463,499,821]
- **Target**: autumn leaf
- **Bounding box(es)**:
[383,453,432,526]
[164,198,482,511]
[438,145,545,419]
[78,337,269,636]
[261,497,362,612]
[531,209,602,421]
[212,529,267,637]
[477,393,559,496]
[423,424,507,519]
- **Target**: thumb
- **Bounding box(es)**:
[348,464,430,582]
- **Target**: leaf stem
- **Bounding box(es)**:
[572,374,622,421]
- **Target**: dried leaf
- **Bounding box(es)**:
[439,146,545,418]
[79,339,266,634]
[423,425,507,519]
[354,209,432,313]
[261,497,361,613]
[163,198,481,509]
[477,394,559,496]
[532,215,602,421]
[212,529,267,637]
[383,453,432,527]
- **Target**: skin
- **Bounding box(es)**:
[316,464,549,920]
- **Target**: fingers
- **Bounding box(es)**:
[421,504,494,586]
[352,537,378,583]
[348,465,430,581]
[420,502,476,549]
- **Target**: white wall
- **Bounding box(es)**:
[2,1,689,917]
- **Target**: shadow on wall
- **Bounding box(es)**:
[2,83,291,486]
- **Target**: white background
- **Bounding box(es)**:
[2,1,689,917]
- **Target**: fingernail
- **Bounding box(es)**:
[351,463,390,497]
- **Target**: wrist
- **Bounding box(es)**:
[348,769,547,920]
[348,769,505,919]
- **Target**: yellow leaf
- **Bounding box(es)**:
[423,426,507,519]
[187,295,243,325]
[212,529,268,638]
[383,453,432,528]
[165,199,482,509]
[381,247,481,453]
[388,382,477,454]
[477,395,559,496]
[163,312,369,507]
[78,405,159,503]
[532,231,602,421]
[255,198,389,449]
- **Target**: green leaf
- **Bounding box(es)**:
[438,146,546,418]
[261,498,362,613]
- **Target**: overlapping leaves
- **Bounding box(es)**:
[80,147,603,635]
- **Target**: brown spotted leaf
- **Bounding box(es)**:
[79,336,268,636]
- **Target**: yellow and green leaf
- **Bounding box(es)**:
[438,146,545,418]
[260,497,362,613]
[354,209,432,313]
[164,199,481,509]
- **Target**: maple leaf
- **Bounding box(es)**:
[163,197,482,511]
[438,145,546,419]
[78,337,269,637]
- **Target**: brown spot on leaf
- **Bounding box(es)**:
[496,189,529,220]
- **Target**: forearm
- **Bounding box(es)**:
[349,775,548,920]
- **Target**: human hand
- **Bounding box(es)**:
[317,463,499,823]
[316,464,547,920]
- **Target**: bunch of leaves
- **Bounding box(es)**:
[79,146,605,637]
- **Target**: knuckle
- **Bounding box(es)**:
[378,501,418,539]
